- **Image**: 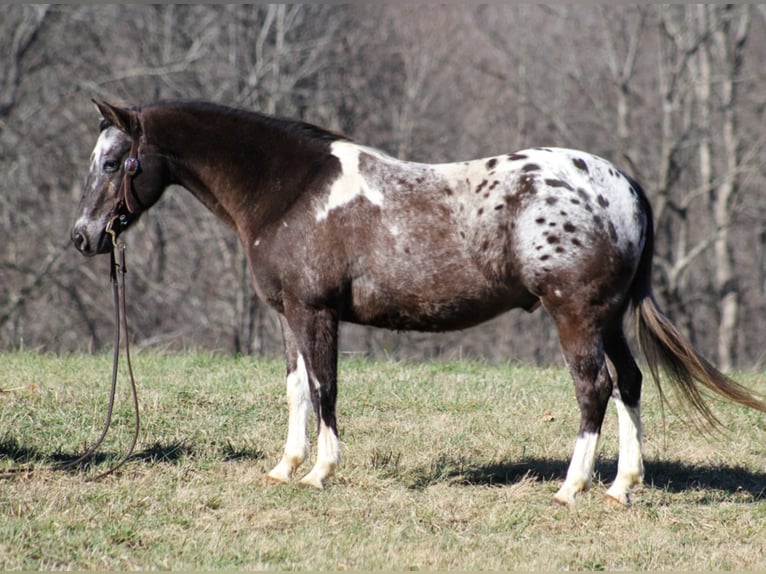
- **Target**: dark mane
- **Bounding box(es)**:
[139,100,350,146]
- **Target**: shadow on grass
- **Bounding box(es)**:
[0,436,264,477]
[402,454,766,501]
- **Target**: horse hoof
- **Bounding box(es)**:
[552,492,576,506]
[264,474,289,486]
[265,464,293,485]
[604,493,626,506]
[298,473,325,490]
[604,490,632,506]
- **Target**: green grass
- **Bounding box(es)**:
[1,351,765,569]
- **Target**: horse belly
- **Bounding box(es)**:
[346,278,527,331]
[344,235,535,331]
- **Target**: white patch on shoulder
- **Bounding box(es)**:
[316,141,385,221]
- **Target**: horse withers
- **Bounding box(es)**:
[72,100,766,505]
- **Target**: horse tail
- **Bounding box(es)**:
[627,178,766,426]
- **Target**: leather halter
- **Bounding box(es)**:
[121,131,144,214]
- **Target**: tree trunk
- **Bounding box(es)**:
[710,5,749,371]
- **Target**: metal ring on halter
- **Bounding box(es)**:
[105,215,120,249]
[124,156,140,176]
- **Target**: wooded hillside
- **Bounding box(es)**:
[2,5,765,368]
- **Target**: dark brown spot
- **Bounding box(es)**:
[489,181,500,190]
[572,238,582,247]
[443,186,453,196]
[545,196,558,205]
[535,217,546,224]
[481,239,490,251]
[517,175,537,197]
[555,246,565,254]
[597,194,610,208]
[608,222,618,241]
[477,207,484,216]
[508,153,527,161]
[476,179,488,193]
[573,157,589,173]
[593,215,603,228]
[486,158,498,169]
[544,179,574,191]
[494,204,504,211]
[547,235,560,244]
[570,198,581,205]
[563,222,576,233]
[577,188,590,202]
[540,254,550,261]
[522,163,541,173]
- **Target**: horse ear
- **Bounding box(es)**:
[92,99,136,135]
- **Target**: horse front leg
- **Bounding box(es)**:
[266,315,313,484]
[275,302,341,489]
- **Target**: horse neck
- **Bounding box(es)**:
[143,104,336,236]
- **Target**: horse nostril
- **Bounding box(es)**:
[72,229,89,253]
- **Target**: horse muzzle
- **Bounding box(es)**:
[71,219,113,256]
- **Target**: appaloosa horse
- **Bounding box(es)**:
[72,100,766,505]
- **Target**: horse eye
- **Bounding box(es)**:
[103,159,120,173]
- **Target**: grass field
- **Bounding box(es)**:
[1,351,765,570]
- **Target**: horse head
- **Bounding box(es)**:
[71,100,167,256]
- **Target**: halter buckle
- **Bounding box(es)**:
[124,157,140,176]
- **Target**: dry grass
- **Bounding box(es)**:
[1,352,765,569]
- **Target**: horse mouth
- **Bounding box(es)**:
[71,224,114,256]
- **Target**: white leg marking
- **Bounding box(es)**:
[606,399,644,505]
[299,420,341,489]
[267,354,312,484]
[554,432,600,505]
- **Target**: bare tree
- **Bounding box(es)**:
[1,5,765,367]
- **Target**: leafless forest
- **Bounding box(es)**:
[2,5,765,369]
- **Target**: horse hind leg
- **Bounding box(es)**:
[552,320,613,506]
[604,333,644,505]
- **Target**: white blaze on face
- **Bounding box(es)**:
[89,126,123,171]
[74,127,125,234]
[315,141,385,221]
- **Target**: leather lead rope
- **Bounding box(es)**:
[57,238,140,480]
[1,239,140,481]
